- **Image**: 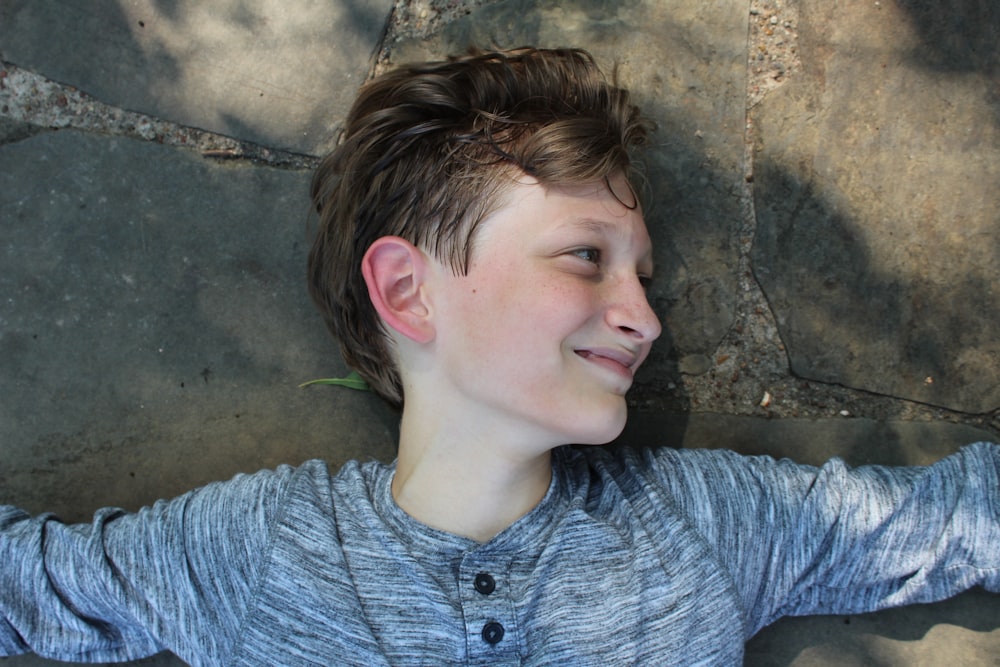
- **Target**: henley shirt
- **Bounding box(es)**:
[2,443,999,665]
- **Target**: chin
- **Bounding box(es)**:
[564,401,628,446]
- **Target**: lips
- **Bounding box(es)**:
[574,347,639,378]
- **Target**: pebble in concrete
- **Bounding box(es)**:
[751,0,1000,414]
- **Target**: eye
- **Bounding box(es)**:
[638,274,654,290]
[570,247,601,264]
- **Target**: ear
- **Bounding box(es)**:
[361,236,435,344]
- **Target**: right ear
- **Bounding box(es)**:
[361,236,435,344]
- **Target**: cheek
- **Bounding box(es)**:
[451,266,599,355]
[504,281,598,354]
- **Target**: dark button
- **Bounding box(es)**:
[474,572,496,595]
[481,621,505,645]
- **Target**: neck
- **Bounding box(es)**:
[391,406,555,543]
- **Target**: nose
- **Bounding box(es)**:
[605,275,662,343]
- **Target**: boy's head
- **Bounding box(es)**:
[308,47,652,409]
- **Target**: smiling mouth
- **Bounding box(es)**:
[575,349,637,378]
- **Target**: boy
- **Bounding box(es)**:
[2,47,998,665]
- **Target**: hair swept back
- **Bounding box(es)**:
[308,46,653,409]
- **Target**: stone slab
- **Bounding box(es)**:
[387,0,749,368]
[0,131,399,524]
[750,0,1000,413]
[745,587,1000,667]
[0,0,394,156]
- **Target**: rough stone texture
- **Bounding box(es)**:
[0,131,399,522]
[751,0,1000,414]
[746,587,1000,666]
[0,0,394,156]
[387,0,749,371]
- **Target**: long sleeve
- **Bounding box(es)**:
[0,465,292,665]
[641,442,1000,637]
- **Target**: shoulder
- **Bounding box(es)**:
[563,444,830,525]
[237,457,389,499]
[251,457,394,542]
[568,443,790,485]
[149,457,390,545]
[225,457,390,517]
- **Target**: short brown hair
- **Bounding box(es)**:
[308,47,652,408]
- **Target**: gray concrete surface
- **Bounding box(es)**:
[0,130,398,519]
[0,0,393,155]
[1,0,998,665]
[751,0,1000,414]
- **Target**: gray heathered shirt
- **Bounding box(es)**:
[2,443,999,665]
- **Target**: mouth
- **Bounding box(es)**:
[574,347,639,379]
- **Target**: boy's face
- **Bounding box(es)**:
[427,173,662,448]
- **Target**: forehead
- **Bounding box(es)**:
[547,174,641,212]
[485,174,650,241]
[531,178,650,254]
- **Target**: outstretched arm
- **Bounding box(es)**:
[0,465,292,664]
[645,442,1000,637]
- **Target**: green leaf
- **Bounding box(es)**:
[298,370,371,391]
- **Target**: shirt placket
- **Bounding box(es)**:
[459,552,520,666]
